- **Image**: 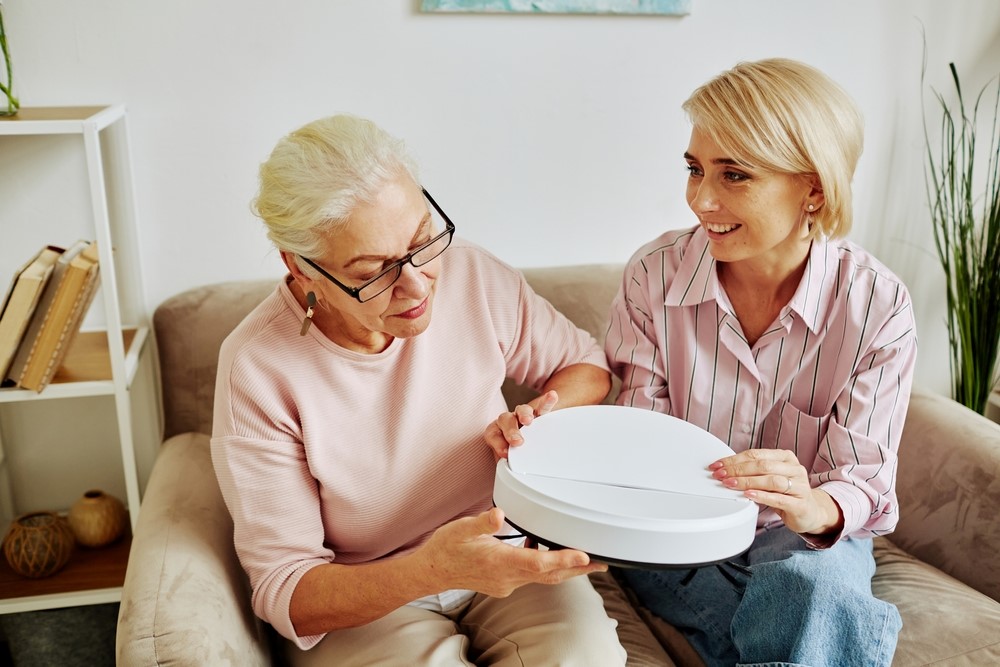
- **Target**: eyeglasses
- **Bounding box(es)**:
[301,188,456,303]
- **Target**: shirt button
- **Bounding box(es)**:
[741,424,752,434]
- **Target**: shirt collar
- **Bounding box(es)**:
[786,236,837,335]
[664,226,721,308]
[664,225,833,336]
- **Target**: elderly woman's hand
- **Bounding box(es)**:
[484,390,559,461]
[709,449,844,536]
[417,507,606,597]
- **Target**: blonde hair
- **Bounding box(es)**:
[253,114,420,258]
[682,58,863,239]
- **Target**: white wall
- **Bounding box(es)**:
[3,0,1000,396]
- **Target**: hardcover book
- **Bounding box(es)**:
[15,241,101,392]
[4,240,91,386]
[0,246,63,379]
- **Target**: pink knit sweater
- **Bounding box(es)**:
[211,239,607,644]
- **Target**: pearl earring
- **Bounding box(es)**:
[807,204,815,212]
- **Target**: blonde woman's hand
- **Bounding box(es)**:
[709,449,843,536]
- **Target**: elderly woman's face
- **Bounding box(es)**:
[310,175,443,349]
[684,126,820,269]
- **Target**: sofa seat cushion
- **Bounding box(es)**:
[875,537,1000,665]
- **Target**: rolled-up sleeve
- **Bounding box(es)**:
[811,295,918,539]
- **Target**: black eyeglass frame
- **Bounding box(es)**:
[300,188,456,303]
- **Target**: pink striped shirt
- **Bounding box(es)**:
[211,239,607,646]
[604,225,917,542]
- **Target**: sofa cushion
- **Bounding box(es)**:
[154,279,274,439]
[892,389,1000,601]
[875,537,1000,665]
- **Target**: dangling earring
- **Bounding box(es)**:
[299,291,317,336]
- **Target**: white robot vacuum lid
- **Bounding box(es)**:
[493,405,759,568]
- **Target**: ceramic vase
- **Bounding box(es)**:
[67,489,127,548]
[2,511,75,578]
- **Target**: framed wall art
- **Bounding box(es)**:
[421,1,691,16]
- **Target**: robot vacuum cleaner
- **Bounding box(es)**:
[493,405,759,568]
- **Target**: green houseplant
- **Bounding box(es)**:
[0,0,18,116]
[923,61,1000,415]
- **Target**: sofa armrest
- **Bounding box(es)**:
[117,433,273,666]
[892,387,1000,601]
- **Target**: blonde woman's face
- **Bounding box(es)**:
[684,127,820,271]
[310,175,443,351]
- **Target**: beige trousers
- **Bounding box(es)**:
[285,575,627,666]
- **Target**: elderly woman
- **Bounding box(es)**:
[603,59,917,666]
[210,114,626,666]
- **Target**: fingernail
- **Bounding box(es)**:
[708,461,723,470]
[712,469,727,479]
[723,478,738,487]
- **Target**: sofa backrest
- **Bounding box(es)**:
[153,279,274,439]
[152,264,625,440]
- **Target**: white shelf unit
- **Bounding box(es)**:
[0,106,154,614]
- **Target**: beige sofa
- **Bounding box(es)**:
[117,264,1000,666]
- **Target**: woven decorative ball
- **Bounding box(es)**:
[2,511,75,578]
[67,489,127,548]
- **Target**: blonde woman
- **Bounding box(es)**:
[605,59,916,666]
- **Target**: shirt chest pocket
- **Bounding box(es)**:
[758,401,830,464]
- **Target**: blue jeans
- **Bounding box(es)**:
[620,527,901,667]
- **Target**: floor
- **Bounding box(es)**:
[0,603,117,667]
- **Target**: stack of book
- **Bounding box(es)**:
[0,240,102,392]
